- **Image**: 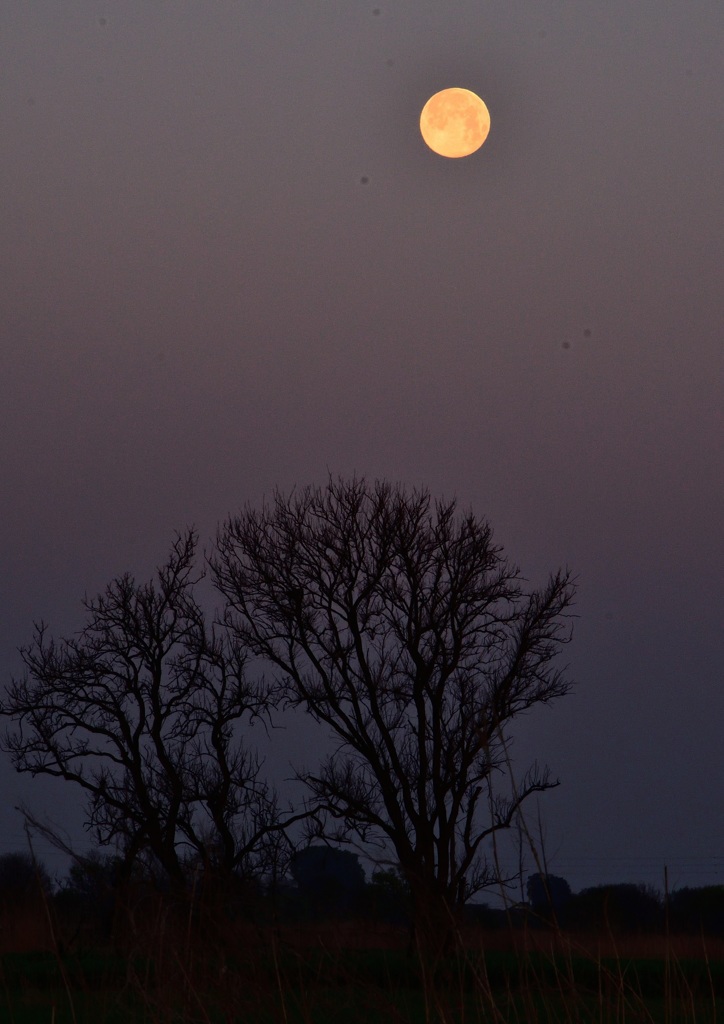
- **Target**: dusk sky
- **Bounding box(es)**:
[1,1,722,896]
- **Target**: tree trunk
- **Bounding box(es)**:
[409,883,461,961]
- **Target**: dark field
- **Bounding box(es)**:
[2,921,724,1024]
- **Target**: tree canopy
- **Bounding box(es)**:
[1,530,292,889]
[2,478,575,952]
[212,477,575,951]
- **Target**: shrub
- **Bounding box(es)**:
[566,883,663,933]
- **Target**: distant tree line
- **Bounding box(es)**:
[512,872,724,936]
[0,477,577,955]
[1,851,724,952]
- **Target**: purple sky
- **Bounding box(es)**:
[1,1,722,894]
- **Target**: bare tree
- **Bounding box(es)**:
[1,530,293,892]
[212,477,575,953]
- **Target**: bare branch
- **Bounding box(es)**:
[0,528,289,889]
[212,476,576,952]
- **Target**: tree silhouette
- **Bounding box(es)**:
[212,477,575,954]
[1,530,294,891]
[669,886,724,936]
[0,852,52,911]
[566,883,663,933]
[289,845,366,918]
[526,872,572,923]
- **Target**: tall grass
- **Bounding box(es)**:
[3,901,723,1024]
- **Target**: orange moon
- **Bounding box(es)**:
[419,88,490,158]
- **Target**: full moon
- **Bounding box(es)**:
[419,88,490,158]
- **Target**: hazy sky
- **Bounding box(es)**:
[1,1,722,894]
